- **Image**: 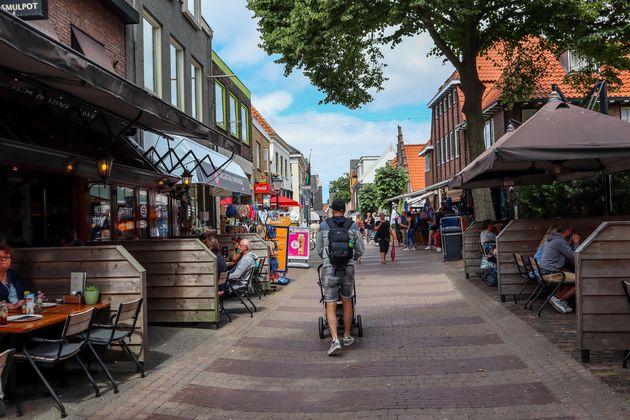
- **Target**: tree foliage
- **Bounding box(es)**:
[358,183,378,217]
[328,173,351,203]
[373,164,408,210]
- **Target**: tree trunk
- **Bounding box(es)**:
[458,40,496,222]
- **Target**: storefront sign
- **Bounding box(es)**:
[268,217,291,272]
[254,183,271,194]
[288,227,310,260]
[0,0,48,20]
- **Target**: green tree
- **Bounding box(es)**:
[247,0,629,220]
[329,173,351,203]
[373,164,408,210]
[358,183,378,216]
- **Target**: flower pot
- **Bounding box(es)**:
[83,290,100,305]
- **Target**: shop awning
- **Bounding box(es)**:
[258,196,303,208]
[407,191,436,207]
[0,10,210,139]
[143,133,251,195]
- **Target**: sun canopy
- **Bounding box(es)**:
[449,99,630,189]
[0,10,210,139]
[144,133,251,195]
[259,196,302,208]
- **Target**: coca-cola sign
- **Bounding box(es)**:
[254,183,271,193]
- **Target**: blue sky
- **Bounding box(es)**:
[202,2,454,200]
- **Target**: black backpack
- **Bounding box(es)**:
[326,218,354,267]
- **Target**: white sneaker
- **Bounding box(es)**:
[549,296,569,314]
[403,247,409,251]
[328,339,342,356]
[435,247,441,252]
[342,336,355,347]
[424,245,431,250]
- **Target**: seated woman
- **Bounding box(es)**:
[534,223,559,261]
[0,245,25,310]
[229,236,243,265]
[203,238,229,292]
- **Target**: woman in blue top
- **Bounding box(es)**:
[0,245,25,309]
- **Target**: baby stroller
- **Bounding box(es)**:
[480,241,497,287]
[317,264,363,339]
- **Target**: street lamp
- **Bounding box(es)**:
[96,154,114,182]
[271,175,283,210]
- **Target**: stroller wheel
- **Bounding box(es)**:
[318,316,325,339]
[356,315,363,337]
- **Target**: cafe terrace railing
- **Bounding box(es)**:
[12,246,148,361]
[576,221,630,362]
[110,239,219,325]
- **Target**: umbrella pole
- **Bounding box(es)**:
[599,81,613,216]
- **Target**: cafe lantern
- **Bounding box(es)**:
[181,170,193,189]
[96,154,114,182]
[65,158,77,174]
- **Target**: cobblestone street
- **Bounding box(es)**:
[84,245,630,419]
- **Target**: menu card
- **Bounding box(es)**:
[70,272,86,295]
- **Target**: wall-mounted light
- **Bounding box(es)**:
[65,158,77,174]
[11,165,18,172]
[96,154,114,182]
[157,178,168,189]
[181,170,193,189]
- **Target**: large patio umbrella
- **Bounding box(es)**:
[449,97,630,189]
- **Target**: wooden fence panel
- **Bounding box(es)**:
[496,217,613,300]
[12,246,148,361]
[463,222,483,279]
[576,221,630,357]
[111,240,218,324]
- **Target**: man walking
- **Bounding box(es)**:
[316,200,365,356]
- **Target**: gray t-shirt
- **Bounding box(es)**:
[480,230,497,245]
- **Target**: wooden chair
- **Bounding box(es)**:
[87,298,145,381]
[513,253,535,305]
[19,308,98,418]
[622,280,630,368]
[527,257,567,317]
[227,265,257,318]
[251,257,267,299]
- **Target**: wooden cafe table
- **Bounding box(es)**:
[0,302,110,334]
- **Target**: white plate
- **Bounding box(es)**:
[42,302,57,308]
[7,314,43,322]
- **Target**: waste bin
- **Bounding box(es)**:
[440,216,462,261]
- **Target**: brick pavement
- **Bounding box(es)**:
[85,245,630,419]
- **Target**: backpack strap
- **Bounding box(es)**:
[342,219,353,229]
[325,219,335,229]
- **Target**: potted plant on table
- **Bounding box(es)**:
[83,285,100,305]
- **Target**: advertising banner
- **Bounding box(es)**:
[268,217,291,273]
[287,227,310,260]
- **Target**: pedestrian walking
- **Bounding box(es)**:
[399,211,409,250]
[315,200,365,356]
[374,212,391,264]
[405,213,416,251]
[364,212,375,244]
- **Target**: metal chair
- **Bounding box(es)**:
[88,298,145,380]
[513,253,536,305]
[18,308,98,418]
[217,272,231,323]
[0,349,15,417]
[622,280,630,368]
[527,257,567,316]
[251,257,267,299]
[227,265,257,318]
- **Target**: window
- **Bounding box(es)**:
[621,107,630,123]
[442,137,446,163]
[256,143,262,169]
[229,94,238,137]
[275,152,279,174]
[89,185,112,241]
[569,50,595,72]
[284,158,288,178]
[521,108,537,122]
[425,154,430,172]
[447,94,451,108]
[190,60,202,121]
[484,119,494,149]
[215,82,226,129]
[450,132,455,160]
[142,14,161,96]
[240,104,250,144]
[453,90,458,105]
[155,194,169,238]
[436,139,441,165]
[169,40,184,109]
[445,135,450,161]
[116,186,137,240]
[454,130,460,158]
[186,0,197,17]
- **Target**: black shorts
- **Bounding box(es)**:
[430,225,438,231]
[379,239,390,253]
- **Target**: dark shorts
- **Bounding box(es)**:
[379,239,390,253]
[429,225,438,231]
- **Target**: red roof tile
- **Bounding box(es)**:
[403,144,426,192]
[251,106,276,136]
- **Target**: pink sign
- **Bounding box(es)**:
[287,228,310,260]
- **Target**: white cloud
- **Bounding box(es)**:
[253,91,294,116]
[367,34,454,110]
[265,111,431,201]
